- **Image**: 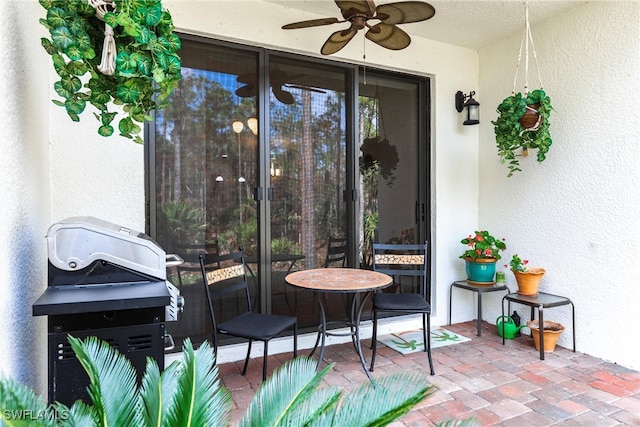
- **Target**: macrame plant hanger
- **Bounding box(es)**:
[375,84,388,142]
[88,0,117,76]
[512,2,545,132]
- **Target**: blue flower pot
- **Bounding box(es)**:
[464,258,497,283]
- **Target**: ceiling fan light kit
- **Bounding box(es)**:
[282,0,436,55]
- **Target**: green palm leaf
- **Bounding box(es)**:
[0,376,60,427]
[67,400,98,426]
[139,356,184,427]
[239,357,339,427]
[139,358,162,427]
[330,371,433,427]
[68,335,143,427]
[167,339,232,427]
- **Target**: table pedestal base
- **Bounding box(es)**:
[309,291,373,381]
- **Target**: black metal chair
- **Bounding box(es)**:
[175,241,219,288]
[324,237,348,267]
[369,242,434,374]
[199,249,297,381]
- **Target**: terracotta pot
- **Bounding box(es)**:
[520,103,543,129]
[527,320,564,352]
[512,268,545,296]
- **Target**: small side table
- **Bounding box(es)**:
[502,292,576,360]
[449,280,509,336]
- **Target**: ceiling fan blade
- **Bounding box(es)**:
[321,27,358,55]
[235,85,255,98]
[375,1,436,25]
[366,23,411,50]
[282,17,341,29]
[272,87,295,105]
[335,0,375,19]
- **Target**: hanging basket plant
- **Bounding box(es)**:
[39,0,182,143]
[493,89,552,177]
[359,87,399,187]
[492,4,553,177]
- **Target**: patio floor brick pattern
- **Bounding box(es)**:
[218,321,640,426]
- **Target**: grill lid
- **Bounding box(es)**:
[47,216,166,280]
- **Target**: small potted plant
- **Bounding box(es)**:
[492,89,553,177]
[460,230,507,284]
[507,254,545,295]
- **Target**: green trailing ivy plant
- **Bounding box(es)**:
[492,89,553,177]
[39,0,182,143]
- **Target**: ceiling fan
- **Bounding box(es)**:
[282,0,436,55]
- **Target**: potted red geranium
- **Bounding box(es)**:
[460,230,506,284]
[507,254,545,296]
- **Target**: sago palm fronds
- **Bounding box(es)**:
[238,356,434,427]
[1,336,442,427]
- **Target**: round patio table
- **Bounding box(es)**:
[285,268,392,381]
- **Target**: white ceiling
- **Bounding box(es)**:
[265,0,585,50]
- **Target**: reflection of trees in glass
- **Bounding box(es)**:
[359,97,378,266]
[156,65,346,266]
[156,202,207,253]
[271,86,345,268]
[156,69,250,252]
[357,92,399,266]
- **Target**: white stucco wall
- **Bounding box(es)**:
[478,2,640,370]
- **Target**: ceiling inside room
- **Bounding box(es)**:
[265,0,585,50]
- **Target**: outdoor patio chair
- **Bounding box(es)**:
[369,242,434,374]
[175,241,219,288]
[199,249,298,381]
[324,236,348,267]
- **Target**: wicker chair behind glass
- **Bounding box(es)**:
[369,242,434,374]
[199,249,297,380]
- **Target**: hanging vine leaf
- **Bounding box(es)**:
[98,124,115,137]
[51,26,74,49]
[60,74,82,93]
[39,0,182,144]
[46,7,67,28]
[117,83,141,104]
[65,98,86,116]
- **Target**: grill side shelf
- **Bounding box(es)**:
[33,281,171,316]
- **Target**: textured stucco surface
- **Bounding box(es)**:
[478,2,640,370]
[0,2,50,395]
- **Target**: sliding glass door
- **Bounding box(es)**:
[358,71,429,299]
[147,35,430,349]
[151,40,260,345]
[267,56,348,326]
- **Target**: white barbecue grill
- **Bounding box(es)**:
[33,216,183,405]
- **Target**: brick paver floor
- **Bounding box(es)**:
[218,321,640,426]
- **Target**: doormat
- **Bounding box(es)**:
[378,327,471,355]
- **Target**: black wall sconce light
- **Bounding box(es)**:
[455,90,480,125]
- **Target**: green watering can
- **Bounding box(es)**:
[496,315,525,340]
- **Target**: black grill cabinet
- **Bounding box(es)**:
[33,217,181,406]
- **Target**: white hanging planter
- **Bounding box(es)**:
[492,3,554,177]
